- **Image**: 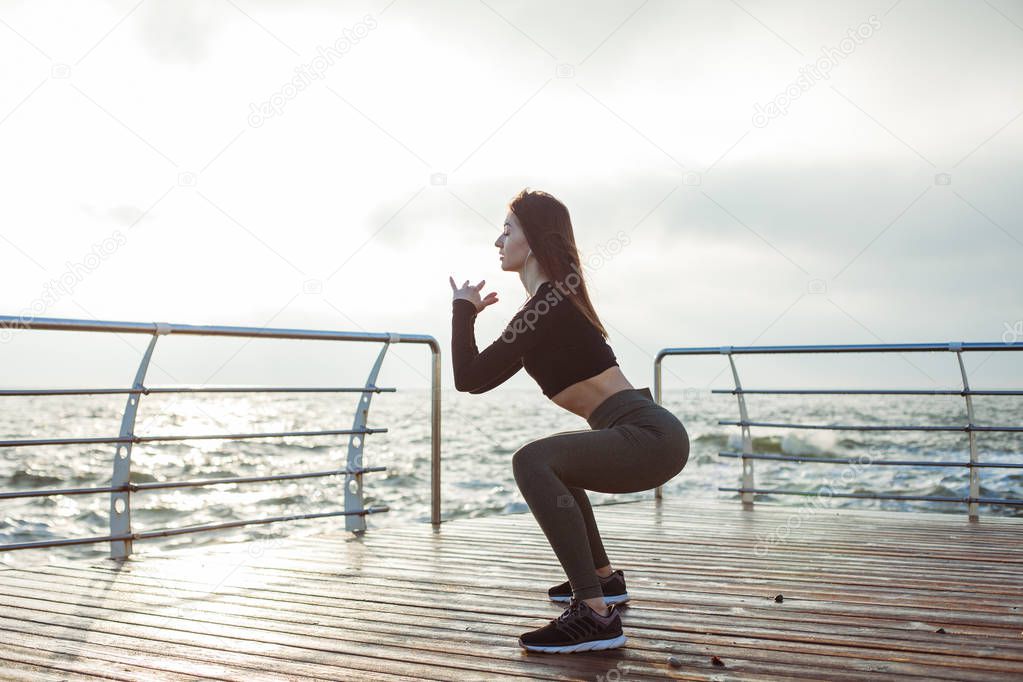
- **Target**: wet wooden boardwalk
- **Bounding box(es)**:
[0,496,1021,681]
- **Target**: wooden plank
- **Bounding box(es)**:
[1,496,1020,680]
[0,652,116,681]
[0,592,983,681]
[0,634,230,680]
[225,530,1023,588]
[3,556,1018,678]
[0,618,492,681]
[180,529,1023,584]
[0,578,792,681]
[139,536,1021,618]
[3,570,1020,667]
[23,552,1023,637]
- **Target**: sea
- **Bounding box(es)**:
[1,388,1020,566]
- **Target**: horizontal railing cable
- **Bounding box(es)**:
[0,505,391,551]
[0,385,397,397]
[0,466,388,500]
[0,426,387,448]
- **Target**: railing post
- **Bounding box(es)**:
[952,344,980,522]
[653,355,663,499]
[725,349,755,510]
[345,336,393,533]
[110,324,168,559]
[430,340,442,526]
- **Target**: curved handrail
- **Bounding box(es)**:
[0,314,442,557]
[653,340,1022,520]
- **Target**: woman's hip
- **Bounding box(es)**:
[588,387,688,440]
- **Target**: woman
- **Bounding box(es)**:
[448,188,690,654]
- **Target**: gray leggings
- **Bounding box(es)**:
[511,387,690,600]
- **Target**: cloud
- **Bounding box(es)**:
[136,0,220,64]
[81,203,147,226]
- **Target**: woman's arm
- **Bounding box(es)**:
[451,297,545,393]
[465,356,524,394]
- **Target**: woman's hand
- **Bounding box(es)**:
[449,276,498,313]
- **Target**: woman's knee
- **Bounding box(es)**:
[511,442,547,483]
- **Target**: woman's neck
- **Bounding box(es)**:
[520,269,551,297]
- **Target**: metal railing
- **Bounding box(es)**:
[653,341,1022,520]
[0,314,442,558]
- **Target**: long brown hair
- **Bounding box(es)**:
[507,188,609,339]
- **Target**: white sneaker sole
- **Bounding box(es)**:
[549,592,630,605]
[519,634,627,653]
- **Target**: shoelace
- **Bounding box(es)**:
[557,599,585,622]
[558,598,613,624]
[551,599,615,640]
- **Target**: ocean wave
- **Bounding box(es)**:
[705,431,838,456]
[258,494,310,506]
[6,469,64,487]
[190,470,240,479]
[73,510,105,525]
[0,518,51,533]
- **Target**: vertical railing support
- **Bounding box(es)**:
[110,323,169,559]
[653,354,664,500]
[952,344,980,522]
[725,349,755,511]
[430,340,442,526]
[345,335,393,533]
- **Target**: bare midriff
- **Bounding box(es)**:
[550,365,635,421]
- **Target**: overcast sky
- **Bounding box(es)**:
[1,0,1021,393]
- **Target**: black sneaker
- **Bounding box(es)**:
[518,598,626,653]
[548,569,629,605]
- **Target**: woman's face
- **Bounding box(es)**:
[494,210,530,272]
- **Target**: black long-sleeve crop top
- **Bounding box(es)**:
[451,280,619,398]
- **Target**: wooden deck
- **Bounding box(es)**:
[0,496,1021,681]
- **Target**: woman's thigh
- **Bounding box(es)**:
[513,418,688,495]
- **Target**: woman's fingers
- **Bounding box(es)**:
[449,276,493,303]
